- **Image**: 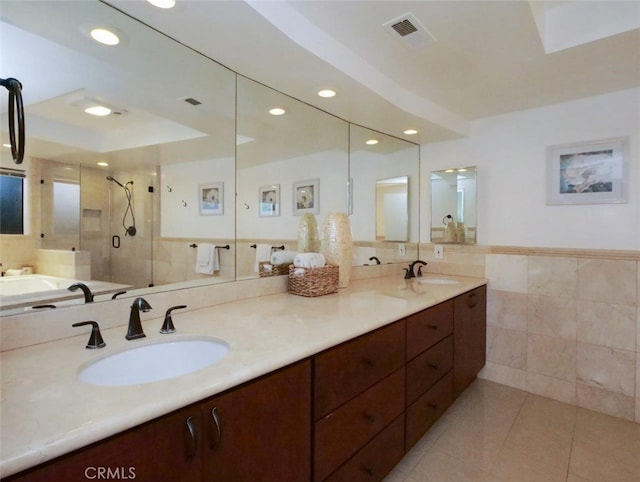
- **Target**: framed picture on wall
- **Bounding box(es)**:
[546,137,628,205]
[199,182,224,215]
[293,178,319,215]
[259,184,280,217]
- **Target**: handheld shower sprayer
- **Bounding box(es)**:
[106,175,124,188]
[106,176,137,237]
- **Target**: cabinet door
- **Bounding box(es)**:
[7,406,202,482]
[201,360,311,482]
[314,368,405,482]
[314,321,405,419]
[453,286,487,398]
[406,300,453,361]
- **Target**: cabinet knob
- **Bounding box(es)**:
[363,412,376,423]
[428,363,439,370]
[428,403,439,410]
[363,466,374,477]
[427,324,438,330]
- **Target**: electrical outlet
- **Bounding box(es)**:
[398,243,406,256]
[434,244,444,259]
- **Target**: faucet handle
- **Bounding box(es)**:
[160,305,188,334]
[72,321,106,349]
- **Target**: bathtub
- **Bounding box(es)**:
[0,274,131,313]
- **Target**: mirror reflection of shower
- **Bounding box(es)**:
[106,176,137,236]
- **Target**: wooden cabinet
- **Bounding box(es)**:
[453,286,487,399]
[404,300,455,450]
[7,361,310,482]
[6,284,487,482]
[201,360,311,482]
[324,416,405,482]
[313,322,405,482]
[314,321,405,419]
[6,405,203,482]
[406,300,453,361]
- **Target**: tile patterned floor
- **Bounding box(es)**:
[385,379,640,482]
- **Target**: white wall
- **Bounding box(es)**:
[161,158,235,238]
[236,149,348,239]
[421,87,640,250]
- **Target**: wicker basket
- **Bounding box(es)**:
[288,264,339,297]
[259,262,290,277]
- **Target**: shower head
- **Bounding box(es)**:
[106,176,125,188]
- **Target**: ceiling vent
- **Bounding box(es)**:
[383,12,436,49]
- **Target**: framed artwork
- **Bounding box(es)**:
[546,137,628,205]
[293,178,319,215]
[199,182,223,215]
[259,184,280,217]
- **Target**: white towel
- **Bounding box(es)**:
[254,244,272,272]
[270,250,297,265]
[293,252,326,269]
[195,243,217,275]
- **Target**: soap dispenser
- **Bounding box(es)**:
[443,215,457,243]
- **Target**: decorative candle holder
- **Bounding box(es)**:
[298,213,320,252]
[320,212,352,288]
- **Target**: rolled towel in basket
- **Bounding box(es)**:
[270,250,298,265]
[293,252,325,269]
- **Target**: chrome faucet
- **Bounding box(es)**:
[68,282,94,303]
[404,260,427,279]
[126,297,152,340]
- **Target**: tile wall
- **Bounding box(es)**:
[423,244,639,423]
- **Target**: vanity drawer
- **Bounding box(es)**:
[405,371,453,450]
[324,415,404,482]
[314,368,405,482]
[406,335,453,406]
[406,300,453,361]
[314,321,405,419]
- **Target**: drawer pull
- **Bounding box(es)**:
[363,466,374,477]
[185,416,197,461]
[210,407,222,449]
[428,402,439,410]
[361,357,375,368]
[363,412,376,423]
[427,324,439,330]
[428,363,439,370]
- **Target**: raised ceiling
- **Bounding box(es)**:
[105,0,640,144]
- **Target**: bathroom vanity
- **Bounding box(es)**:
[1,276,486,481]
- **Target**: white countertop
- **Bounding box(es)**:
[0,274,486,478]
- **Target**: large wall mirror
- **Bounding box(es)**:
[0,0,236,314]
[350,125,420,265]
[0,1,421,316]
[430,167,477,244]
[236,77,349,279]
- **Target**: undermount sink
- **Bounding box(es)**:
[418,278,460,285]
[78,336,229,387]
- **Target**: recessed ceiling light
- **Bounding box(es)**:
[90,28,120,46]
[97,162,109,167]
[404,129,418,135]
[147,0,176,8]
[318,89,336,98]
[84,105,112,116]
[445,169,455,173]
[269,107,285,116]
[366,139,379,145]
[457,168,468,172]
[2,143,11,148]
